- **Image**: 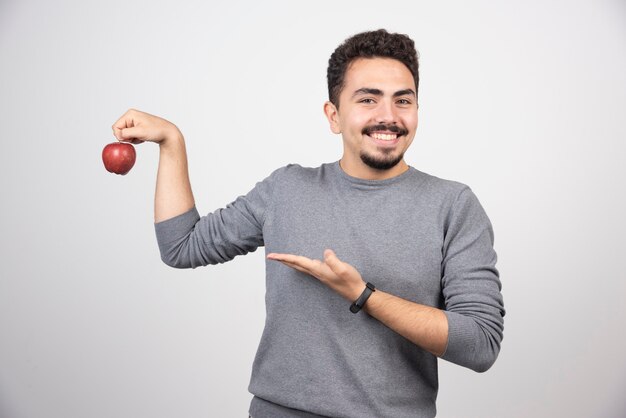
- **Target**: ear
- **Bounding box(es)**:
[323,101,341,134]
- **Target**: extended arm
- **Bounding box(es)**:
[267,186,505,373]
[267,250,448,356]
[364,289,448,357]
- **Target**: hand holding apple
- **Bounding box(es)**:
[111,108,180,145]
[109,108,193,222]
[102,142,136,175]
[107,108,183,175]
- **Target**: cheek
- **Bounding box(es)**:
[343,113,372,133]
[402,113,418,131]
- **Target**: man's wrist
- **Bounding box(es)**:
[350,282,376,313]
[159,130,185,153]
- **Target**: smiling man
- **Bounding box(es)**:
[112,29,505,418]
[324,57,417,178]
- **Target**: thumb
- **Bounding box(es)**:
[324,249,345,273]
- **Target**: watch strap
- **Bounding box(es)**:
[350,282,376,313]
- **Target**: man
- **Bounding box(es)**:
[112,29,505,418]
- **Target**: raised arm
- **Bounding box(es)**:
[112,108,195,222]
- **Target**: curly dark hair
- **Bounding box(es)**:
[327,29,419,108]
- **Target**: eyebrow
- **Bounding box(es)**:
[352,87,416,98]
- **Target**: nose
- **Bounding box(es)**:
[375,99,397,125]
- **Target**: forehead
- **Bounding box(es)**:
[343,57,415,93]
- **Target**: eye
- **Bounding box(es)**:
[396,98,412,105]
[359,98,376,104]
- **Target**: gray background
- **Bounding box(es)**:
[1,0,625,417]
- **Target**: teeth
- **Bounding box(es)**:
[370,133,397,141]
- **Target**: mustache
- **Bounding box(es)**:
[362,124,408,136]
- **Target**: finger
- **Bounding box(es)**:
[112,125,125,142]
[323,249,350,277]
[112,110,137,130]
[112,113,134,141]
[323,249,338,261]
[267,252,298,260]
[268,253,315,268]
[118,126,145,142]
[268,253,325,277]
[272,258,317,277]
[276,260,312,275]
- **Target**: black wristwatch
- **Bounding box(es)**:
[350,282,376,313]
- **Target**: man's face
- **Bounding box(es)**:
[324,57,418,180]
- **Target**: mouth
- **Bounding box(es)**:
[368,132,399,142]
[366,131,403,147]
[362,125,408,147]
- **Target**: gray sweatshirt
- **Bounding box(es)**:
[154,161,505,418]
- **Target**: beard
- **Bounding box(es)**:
[359,123,408,170]
[360,149,405,171]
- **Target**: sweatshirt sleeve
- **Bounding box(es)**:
[440,187,505,372]
[153,168,278,268]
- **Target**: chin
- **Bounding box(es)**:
[360,152,404,171]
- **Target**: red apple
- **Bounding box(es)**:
[102,142,136,175]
